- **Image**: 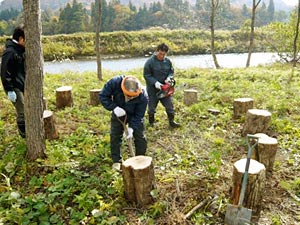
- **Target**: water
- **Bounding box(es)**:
[44,52,279,74]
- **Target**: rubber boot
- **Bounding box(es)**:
[149,114,155,126]
[167,113,180,128]
[17,121,26,138]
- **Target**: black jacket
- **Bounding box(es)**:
[1,39,26,93]
[99,75,149,129]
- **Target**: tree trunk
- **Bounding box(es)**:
[23,0,46,161]
[246,0,261,68]
[292,0,300,67]
[210,0,221,69]
[96,0,102,80]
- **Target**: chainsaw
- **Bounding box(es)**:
[156,77,176,99]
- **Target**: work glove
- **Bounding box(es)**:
[113,106,126,117]
[155,81,163,90]
[165,76,173,84]
[126,127,133,139]
[7,91,17,103]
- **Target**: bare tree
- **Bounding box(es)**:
[96,0,103,80]
[210,0,221,69]
[246,0,261,67]
[293,0,300,67]
[23,0,46,161]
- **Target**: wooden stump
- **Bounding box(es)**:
[43,110,59,140]
[233,97,254,119]
[184,89,198,106]
[122,156,155,206]
[231,158,266,222]
[252,133,278,176]
[89,89,101,106]
[242,109,271,136]
[56,86,73,109]
[43,97,48,111]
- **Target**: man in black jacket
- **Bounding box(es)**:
[99,75,148,171]
[1,26,26,138]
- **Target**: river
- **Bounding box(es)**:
[44,52,279,74]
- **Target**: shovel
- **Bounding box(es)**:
[117,115,135,157]
[225,134,259,225]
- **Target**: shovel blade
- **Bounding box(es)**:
[225,204,252,225]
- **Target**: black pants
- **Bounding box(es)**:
[110,115,147,163]
[147,87,174,115]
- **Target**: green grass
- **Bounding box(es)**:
[0,64,299,224]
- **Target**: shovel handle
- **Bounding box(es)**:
[116,114,135,157]
[238,134,259,206]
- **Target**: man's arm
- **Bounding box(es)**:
[143,58,157,86]
[1,50,15,92]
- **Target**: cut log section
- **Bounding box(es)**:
[43,110,59,140]
[122,156,155,206]
[56,86,73,109]
[242,109,271,136]
[233,97,254,119]
[184,89,198,106]
[89,89,101,106]
[231,158,266,222]
[252,133,278,176]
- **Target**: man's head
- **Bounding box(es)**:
[156,43,169,61]
[121,76,142,101]
[13,26,25,47]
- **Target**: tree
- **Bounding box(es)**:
[292,0,300,67]
[95,0,103,80]
[23,0,46,161]
[209,0,220,69]
[246,0,261,68]
[267,0,275,23]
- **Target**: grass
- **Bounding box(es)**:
[0,64,299,224]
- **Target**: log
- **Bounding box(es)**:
[231,158,266,222]
[89,89,101,106]
[56,86,73,109]
[252,133,278,176]
[242,109,271,136]
[184,89,198,106]
[233,97,254,119]
[43,110,59,140]
[122,156,155,206]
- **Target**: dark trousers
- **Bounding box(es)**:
[12,89,25,137]
[110,115,147,163]
[148,93,174,115]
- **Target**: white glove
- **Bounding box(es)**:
[126,127,133,139]
[113,106,126,117]
[155,81,163,90]
[165,76,173,84]
[7,91,17,102]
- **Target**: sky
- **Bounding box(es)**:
[282,0,298,6]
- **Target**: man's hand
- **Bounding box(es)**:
[113,106,126,117]
[7,91,17,102]
[126,127,133,139]
[165,76,173,84]
[155,81,163,90]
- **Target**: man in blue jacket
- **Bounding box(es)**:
[1,26,26,138]
[143,43,180,128]
[99,75,148,171]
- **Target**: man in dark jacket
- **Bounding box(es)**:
[1,26,26,138]
[99,75,148,171]
[143,43,180,128]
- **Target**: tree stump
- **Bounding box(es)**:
[233,97,254,119]
[56,86,73,109]
[184,89,198,106]
[122,156,155,206]
[231,158,266,222]
[89,89,101,106]
[43,110,59,140]
[252,133,278,176]
[242,109,271,136]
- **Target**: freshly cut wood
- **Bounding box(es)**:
[231,158,266,222]
[90,89,101,106]
[233,97,254,119]
[56,86,73,109]
[184,89,198,106]
[252,133,278,176]
[242,109,271,136]
[122,156,155,206]
[43,110,59,140]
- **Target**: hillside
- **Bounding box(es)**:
[0,0,294,12]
